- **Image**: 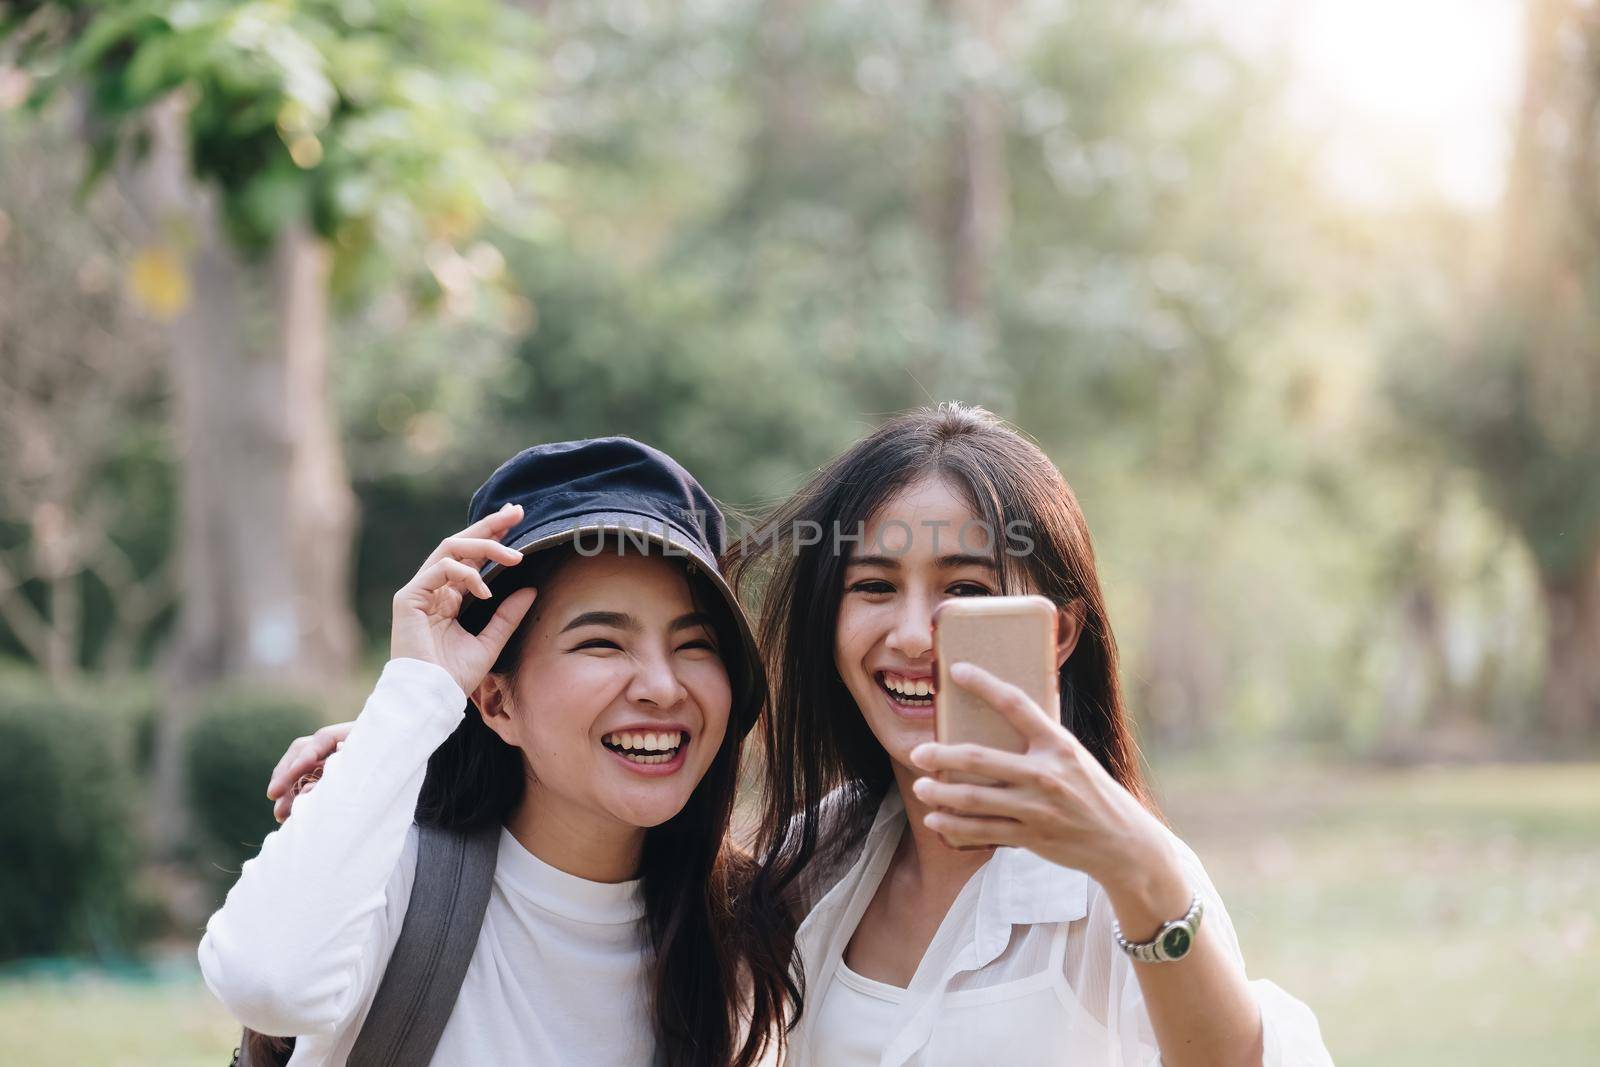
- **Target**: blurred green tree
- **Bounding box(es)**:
[2,0,541,848]
[1398,0,1600,740]
[0,0,1548,762]
[0,112,171,685]
[506,0,1357,747]
[387,0,1409,752]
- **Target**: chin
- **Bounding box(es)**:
[602,782,699,829]
[611,798,691,830]
[847,683,933,772]
[880,723,932,772]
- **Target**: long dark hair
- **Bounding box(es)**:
[247,538,789,1067]
[726,402,1164,998]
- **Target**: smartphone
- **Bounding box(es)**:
[932,595,1059,785]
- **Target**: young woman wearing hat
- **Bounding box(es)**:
[202,439,791,1067]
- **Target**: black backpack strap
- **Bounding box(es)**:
[346,821,501,1067]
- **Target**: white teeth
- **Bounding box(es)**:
[616,750,671,764]
[881,674,934,700]
[603,730,684,755]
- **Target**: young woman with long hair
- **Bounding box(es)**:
[725,402,1332,1065]
[203,438,791,1067]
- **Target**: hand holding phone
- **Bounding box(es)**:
[932,595,1059,785]
[915,599,1174,880]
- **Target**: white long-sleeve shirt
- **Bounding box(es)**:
[198,658,656,1066]
[792,788,1335,1067]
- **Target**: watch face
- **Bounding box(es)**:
[1160,924,1193,959]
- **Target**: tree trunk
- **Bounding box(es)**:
[1539,551,1600,741]
[938,0,1008,328]
[1496,1,1600,741]
[125,96,361,856]
[753,0,814,181]
[278,222,361,683]
[927,0,1010,400]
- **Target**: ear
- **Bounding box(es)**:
[1053,600,1086,670]
[473,673,520,747]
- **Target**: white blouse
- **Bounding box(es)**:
[786,788,1334,1067]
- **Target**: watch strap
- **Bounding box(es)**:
[1112,890,1204,963]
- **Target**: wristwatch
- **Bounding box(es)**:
[1112,891,1204,963]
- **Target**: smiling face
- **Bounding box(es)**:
[480,549,733,832]
[834,476,1011,772]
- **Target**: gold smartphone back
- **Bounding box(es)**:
[933,595,1058,785]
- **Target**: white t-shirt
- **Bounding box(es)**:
[199,658,657,1066]
[811,960,907,1067]
[792,788,1335,1067]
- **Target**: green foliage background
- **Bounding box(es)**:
[184,693,320,896]
[1,0,1564,754]
[0,692,149,959]
[0,2,1596,1062]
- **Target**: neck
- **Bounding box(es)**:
[505,772,646,884]
[890,761,992,890]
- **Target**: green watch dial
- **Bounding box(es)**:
[1160,925,1192,958]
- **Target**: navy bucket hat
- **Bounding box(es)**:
[456,437,766,733]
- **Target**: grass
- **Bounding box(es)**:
[0,960,239,1067]
[1,759,1596,1065]
[1153,757,1600,1066]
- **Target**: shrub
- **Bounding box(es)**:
[0,696,146,960]
[184,691,320,893]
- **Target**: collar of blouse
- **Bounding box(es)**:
[791,787,1093,1067]
[800,785,1091,974]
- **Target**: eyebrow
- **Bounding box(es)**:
[558,610,715,635]
[845,553,998,571]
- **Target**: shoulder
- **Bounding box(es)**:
[347,824,419,1000]
[1077,826,1242,941]
[1077,825,1219,905]
[789,786,881,920]
[1155,825,1226,912]
[196,823,422,1038]
[342,825,423,1025]
[1159,826,1215,891]
[390,823,421,919]
[1129,824,1247,967]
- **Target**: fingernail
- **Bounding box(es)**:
[909,743,931,766]
[499,502,514,513]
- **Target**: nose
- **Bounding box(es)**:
[627,645,689,709]
[885,589,935,662]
